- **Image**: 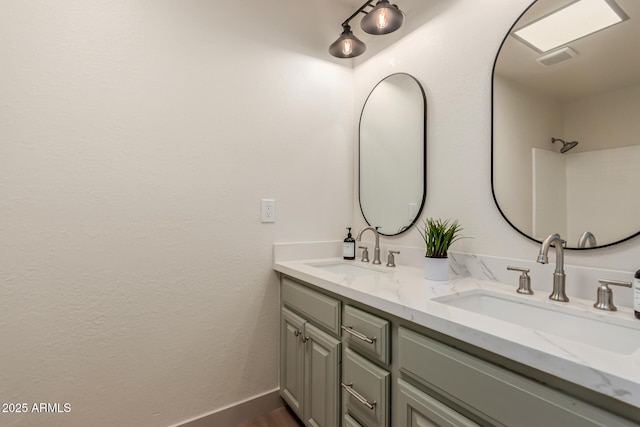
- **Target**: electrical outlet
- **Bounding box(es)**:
[261,199,276,223]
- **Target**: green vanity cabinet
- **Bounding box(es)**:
[280,278,342,427]
[278,275,639,427]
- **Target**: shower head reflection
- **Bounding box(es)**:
[551,137,579,153]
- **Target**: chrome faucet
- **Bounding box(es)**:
[577,231,597,248]
[356,226,381,265]
[536,233,569,302]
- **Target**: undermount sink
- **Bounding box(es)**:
[306,262,388,278]
[434,290,640,355]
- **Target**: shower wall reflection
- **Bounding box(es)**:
[532,145,640,245]
[492,0,640,248]
[494,75,640,247]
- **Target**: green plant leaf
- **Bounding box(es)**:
[416,218,465,257]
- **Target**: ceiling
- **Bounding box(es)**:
[330,0,450,64]
[495,0,640,102]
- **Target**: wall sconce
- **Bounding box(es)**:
[329,0,405,59]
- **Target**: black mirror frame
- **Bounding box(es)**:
[358,72,427,237]
[490,0,640,250]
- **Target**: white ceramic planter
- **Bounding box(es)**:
[424,256,449,281]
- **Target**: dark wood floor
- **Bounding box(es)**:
[235,406,304,427]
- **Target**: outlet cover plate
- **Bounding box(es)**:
[261,199,276,223]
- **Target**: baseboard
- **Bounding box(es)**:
[173,388,284,427]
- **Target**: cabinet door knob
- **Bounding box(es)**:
[341,382,376,410]
[301,336,310,343]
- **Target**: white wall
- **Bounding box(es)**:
[0,1,353,426]
[566,146,640,244]
[352,0,640,271]
[532,148,566,239]
[564,83,640,152]
[531,145,640,246]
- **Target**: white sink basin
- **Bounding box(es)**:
[434,290,640,355]
[306,262,388,278]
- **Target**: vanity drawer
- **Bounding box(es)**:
[343,413,363,427]
[342,305,390,364]
[281,277,341,336]
[343,348,390,427]
[396,379,480,427]
[397,327,635,427]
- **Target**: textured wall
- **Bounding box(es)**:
[0,1,353,426]
[352,0,640,271]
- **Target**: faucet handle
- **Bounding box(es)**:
[386,250,400,267]
[593,279,632,311]
[359,246,369,263]
[507,266,533,295]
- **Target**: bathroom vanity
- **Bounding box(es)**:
[274,249,640,427]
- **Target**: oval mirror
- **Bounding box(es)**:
[492,0,640,249]
[359,73,426,236]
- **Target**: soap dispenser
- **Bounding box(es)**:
[343,228,355,260]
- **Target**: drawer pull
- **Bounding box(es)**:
[341,325,376,344]
[341,382,377,410]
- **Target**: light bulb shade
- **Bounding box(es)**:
[329,25,366,58]
[361,0,405,35]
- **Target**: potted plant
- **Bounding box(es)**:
[417,218,464,281]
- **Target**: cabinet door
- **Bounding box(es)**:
[281,307,306,419]
[304,322,341,427]
[396,379,479,427]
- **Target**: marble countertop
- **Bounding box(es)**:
[274,257,640,409]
